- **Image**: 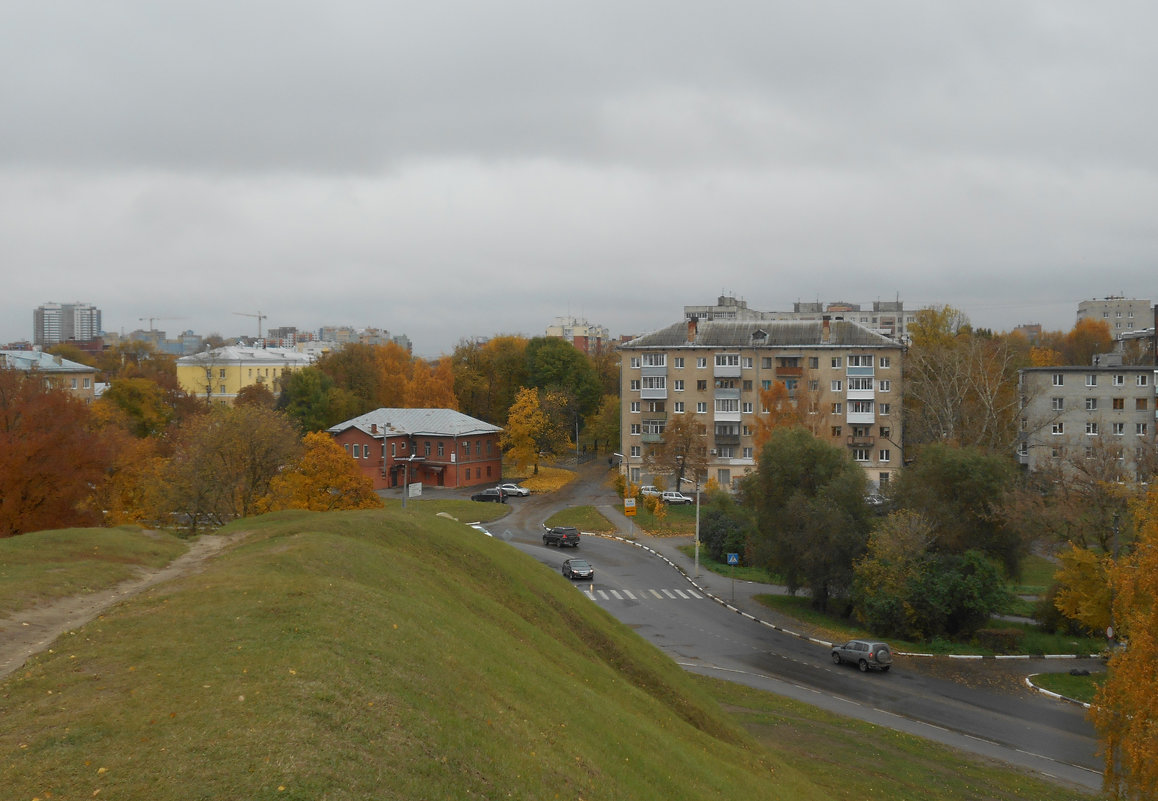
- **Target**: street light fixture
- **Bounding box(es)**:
[677,457,701,578]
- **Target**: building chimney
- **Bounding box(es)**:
[822,315,831,343]
[370,423,378,434]
[687,317,698,342]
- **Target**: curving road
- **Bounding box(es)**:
[478,465,1102,793]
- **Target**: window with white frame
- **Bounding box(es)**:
[742,357,753,368]
[718,446,735,458]
[674,401,685,413]
[630,423,641,434]
[878,379,891,392]
[630,402,640,413]
[848,377,873,391]
[831,356,843,368]
[1086,422,1098,435]
[848,355,872,367]
[642,353,666,367]
[630,380,640,391]
[1086,398,1097,411]
[849,400,873,414]
[630,446,641,457]
[641,376,666,391]
[808,379,819,391]
[674,379,684,391]
[831,380,843,392]
[84,377,92,388]
[879,449,890,462]
[715,398,739,413]
[1138,423,1149,436]
[697,357,707,368]
[878,403,890,416]
[1052,422,1064,434]
[673,357,684,368]
[1085,374,1097,387]
[743,447,754,458]
[879,356,891,368]
[1051,397,1064,411]
[715,354,740,367]
[831,402,842,414]
[852,448,870,462]
[1113,374,1124,386]
[1113,422,1125,435]
[1139,374,1150,386]
[630,357,640,368]
[696,402,707,413]
[1053,373,1064,386]
[742,402,753,413]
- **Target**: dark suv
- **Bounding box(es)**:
[831,640,892,672]
[542,525,580,548]
[470,488,506,503]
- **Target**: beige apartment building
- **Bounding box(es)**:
[177,346,313,403]
[618,317,904,492]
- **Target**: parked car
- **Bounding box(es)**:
[497,483,530,497]
[470,488,506,503]
[562,558,594,581]
[831,640,893,672]
[542,525,581,547]
[639,485,662,498]
[661,491,694,505]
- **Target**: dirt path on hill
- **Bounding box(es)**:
[0,530,248,681]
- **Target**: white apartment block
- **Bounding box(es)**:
[1077,297,1153,337]
[33,302,102,346]
[1018,358,1157,481]
[684,295,919,341]
[619,317,903,491]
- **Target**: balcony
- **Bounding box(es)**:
[846,387,875,401]
[641,432,664,443]
[846,366,874,377]
[846,435,875,448]
[775,366,803,377]
[714,433,741,446]
[846,410,875,425]
[641,386,668,400]
[714,387,740,400]
[714,364,741,379]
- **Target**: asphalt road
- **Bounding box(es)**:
[472,465,1103,793]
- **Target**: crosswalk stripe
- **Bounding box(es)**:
[687,589,703,599]
[610,590,623,599]
[661,589,677,598]
[622,589,636,600]
[674,589,690,599]
[649,589,663,599]
[597,590,610,599]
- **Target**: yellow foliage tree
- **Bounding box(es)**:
[1029,346,1063,367]
[262,432,382,512]
[1092,486,1158,799]
[1052,544,1113,634]
[405,357,459,410]
[753,381,801,451]
[501,387,548,474]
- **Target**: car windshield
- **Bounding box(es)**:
[569,560,589,569]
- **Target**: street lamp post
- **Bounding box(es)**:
[678,469,701,579]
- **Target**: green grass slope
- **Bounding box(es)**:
[1,509,819,800]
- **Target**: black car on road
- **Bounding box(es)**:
[542,525,580,547]
[562,558,594,580]
[470,488,506,503]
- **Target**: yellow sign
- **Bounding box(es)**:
[623,498,637,517]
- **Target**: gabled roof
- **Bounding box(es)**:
[620,319,898,349]
[0,350,97,373]
[327,408,502,438]
[177,346,313,366]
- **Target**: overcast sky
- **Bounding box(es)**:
[2,2,1154,356]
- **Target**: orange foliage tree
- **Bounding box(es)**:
[1093,487,1158,799]
[0,370,115,536]
[753,381,802,450]
[262,432,382,512]
[405,357,459,409]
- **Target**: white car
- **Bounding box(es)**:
[661,491,694,505]
[639,485,663,498]
[497,483,530,497]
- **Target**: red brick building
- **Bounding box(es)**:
[327,408,503,491]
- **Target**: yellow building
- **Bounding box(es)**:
[1,349,99,402]
[177,346,313,403]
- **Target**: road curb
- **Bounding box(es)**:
[1025,674,1092,709]
[594,531,1104,664]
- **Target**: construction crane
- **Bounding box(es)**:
[233,311,268,339]
[139,316,186,331]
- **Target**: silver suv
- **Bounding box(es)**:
[831,640,892,673]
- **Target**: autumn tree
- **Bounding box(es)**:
[235,381,277,408]
[97,377,176,438]
[0,370,115,536]
[742,427,870,611]
[752,382,802,450]
[584,394,621,455]
[501,387,549,474]
[1062,318,1113,366]
[159,404,302,531]
[277,366,363,432]
[1092,486,1158,799]
[450,336,529,425]
[524,336,602,419]
[261,431,382,512]
[1052,544,1112,636]
[404,357,459,409]
[643,413,709,492]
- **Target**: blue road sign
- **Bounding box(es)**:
[726,553,739,565]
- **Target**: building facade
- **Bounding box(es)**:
[1,350,99,402]
[33,302,102,347]
[683,295,919,340]
[1077,297,1152,337]
[176,346,313,403]
[1018,359,1157,480]
[619,318,904,491]
[545,315,611,355]
[327,408,503,491]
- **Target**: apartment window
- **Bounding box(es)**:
[1138,374,1150,386]
[742,357,753,369]
[437,443,445,457]
[630,357,640,368]
[715,354,740,367]
[1113,374,1125,386]
[761,379,772,390]
[849,400,873,414]
[1113,423,1125,435]
[879,449,891,462]
[879,356,891,368]
[742,380,753,391]
[674,379,684,391]
[641,376,666,391]
[1138,423,1149,436]
[762,357,773,369]
[83,377,91,389]
[831,356,843,368]
[879,426,890,439]
[848,355,872,367]
[1138,398,1149,410]
[879,380,891,392]
[696,357,708,368]
[1085,422,1098,435]
[696,380,708,391]
[1052,422,1064,435]
[642,353,666,367]
[674,401,685,413]
[630,380,640,391]
[1086,398,1097,411]
[391,442,396,457]
[808,379,819,391]
[630,423,641,435]
[742,402,753,413]
[1085,374,1097,387]
[630,402,640,413]
[630,446,641,457]
[1113,398,1124,410]
[1051,397,1064,411]
[808,357,819,369]
[743,447,754,459]
[831,380,843,392]
[425,442,432,456]
[852,448,870,462]
[696,402,707,413]
[848,377,872,391]
[673,357,684,368]
[219,384,226,394]
[832,402,843,414]
[831,426,842,437]
[1053,373,1064,386]
[718,446,735,458]
[715,398,739,413]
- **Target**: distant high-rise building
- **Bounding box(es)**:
[1077,296,1152,337]
[683,295,920,340]
[545,316,610,355]
[33,302,102,347]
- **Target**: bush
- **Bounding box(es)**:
[974,628,1025,652]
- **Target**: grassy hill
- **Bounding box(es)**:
[0,511,1094,800]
